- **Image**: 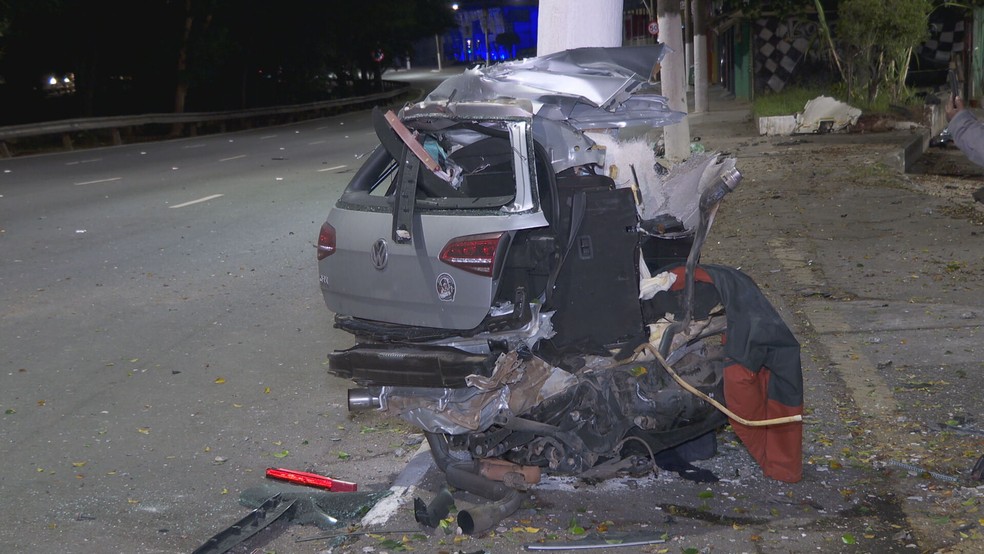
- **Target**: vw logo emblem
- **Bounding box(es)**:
[370,238,388,270]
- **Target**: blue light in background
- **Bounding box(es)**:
[446,5,538,64]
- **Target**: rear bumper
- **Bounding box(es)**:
[328,343,497,387]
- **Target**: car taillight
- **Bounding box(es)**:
[439,232,504,276]
[317,222,336,260]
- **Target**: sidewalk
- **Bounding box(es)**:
[693,87,984,553]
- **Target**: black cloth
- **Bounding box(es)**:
[700,264,803,408]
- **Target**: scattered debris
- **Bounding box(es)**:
[759,96,862,136]
[239,483,384,528]
[882,460,960,484]
[265,467,357,492]
[525,532,667,550]
[795,96,862,134]
[191,483,386,554]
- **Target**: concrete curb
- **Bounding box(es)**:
[882,127,932,173]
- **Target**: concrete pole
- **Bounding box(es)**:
[657,0,691,162]
[693,0,708,113]
[537,0,623,56]
[436,34,443,70]
[684,0,693,92]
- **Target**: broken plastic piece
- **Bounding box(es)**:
[192,493,296,554]
[265,467,357,492]
[241,483,386,529]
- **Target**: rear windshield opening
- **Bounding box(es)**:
[343,117,526,211]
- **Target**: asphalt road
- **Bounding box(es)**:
[0,99,426,552]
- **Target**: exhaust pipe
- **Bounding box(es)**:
[425,432,531,535]
[457,489,527,535]
[658,165,742,357]
[347,388,381,411]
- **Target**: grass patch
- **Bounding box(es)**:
[753,86,830,118]
[753,84,927,120]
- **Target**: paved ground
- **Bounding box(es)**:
[217,85,984,554]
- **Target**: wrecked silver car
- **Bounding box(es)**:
[317,46,804,534]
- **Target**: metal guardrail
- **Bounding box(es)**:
[0,83,410,158]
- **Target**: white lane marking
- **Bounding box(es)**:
[182,143,207,149]
[169,194,224,209]
[66,158,103,165]
[317,165,347,172]
[308,140,327,145]
[259,135,277,140]
[74,177,121,186]
[360,443,433,527]
[219,154,246,162]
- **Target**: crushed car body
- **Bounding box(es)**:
[316,46,803,534]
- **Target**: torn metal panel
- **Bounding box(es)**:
[409,46,683,175]
[531,117,605,172]
[378,351,576,435]
[568,95,683,130]
[649,153,740,232]
[424,46,669,111]
[590,131,739,234]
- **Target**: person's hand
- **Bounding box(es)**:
[947,94,965,121]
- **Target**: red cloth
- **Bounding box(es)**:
[724,363,803,483]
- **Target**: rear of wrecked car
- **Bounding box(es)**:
[316,46,803,534]
[318,100,560,387]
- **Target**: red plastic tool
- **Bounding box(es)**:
[265,467,357,492]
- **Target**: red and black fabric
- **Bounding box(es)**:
[666,264,804,483]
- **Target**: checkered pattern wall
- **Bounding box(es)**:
[917,19,965,63]
[754,18,812,92]
[752,13,967,94]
